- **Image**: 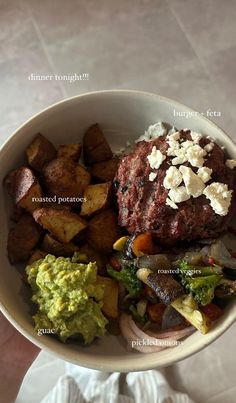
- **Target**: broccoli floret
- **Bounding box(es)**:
[178,260,222,306]
[182,275,221,306]
[178,260,222,277]
[129,304,148,326]
[107,264,143,297]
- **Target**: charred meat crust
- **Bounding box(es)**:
[115,131,235,244]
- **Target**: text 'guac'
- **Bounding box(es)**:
[26,254,108,344]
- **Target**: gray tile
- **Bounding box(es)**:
[168,0,236,56]
[46,5,196,96]
[0,0,40,63]
[118,58,236,139]
[203,46,236,121]
[0,45,63,129]
[23,0,167,45]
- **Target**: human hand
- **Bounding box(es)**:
[0,310,40,402]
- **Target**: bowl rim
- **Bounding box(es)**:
[0,89,236,372]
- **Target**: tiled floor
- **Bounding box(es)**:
[1,0,236,402]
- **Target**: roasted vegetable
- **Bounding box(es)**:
[132,233,154,257]
[86,209,122,253]
[136,268,184,305]
[57,144,82,161]
[83,123,113,164]
[201,303,223,321]
[113,236,129,252]
[178,260,223,277]
[28,249,48,264]
[97,275,119,319]
[7,214,42,264]
[4,167,43,212]
[215,278,236,298]
[179,260,222,306]
[91,158,119,182]
[107,264,143,297]
[129,304,148,326]
[147,303,166,324]
[161,305,186,330]
[80,182,112,217]
[201,240,236,270]
[182,275,221,306]
[43,158,91,199]
[171,295,211,334]
[33,208,87,243]
[26,133,57,171]
[136,254,171,271]
[41,234,79,257]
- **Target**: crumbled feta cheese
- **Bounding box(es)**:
[190,132,202,144]
[149,172,157,182]
[204,142,214,152]
[136,122,168,143]
[168,186,190,203]
[185,144,207,168]
[181,140,194,149]
[163,166,183,189]
[168,132,180,141]
[166,197,178,209]
[147,146,166,169]
[203,182,233,216]
[197,167,212,183]
[179,166,205,197]
[226,159,236,169]
[172,148,188,165]
[167,139,180,157]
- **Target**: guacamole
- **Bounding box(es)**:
[26,254,108,344]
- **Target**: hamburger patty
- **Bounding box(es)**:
[115,131,235,244]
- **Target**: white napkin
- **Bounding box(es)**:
[40,363,195,403]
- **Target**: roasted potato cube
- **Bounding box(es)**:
[83,123,113,164]
[91,158,119,182]
[3,169,18,196]
[97,276,119,319]
[43,201,71,211]
[43,158,91,200]
[28,249,48,264]
[80,182,112,217]
[26,133,57,171]
[87,209,122,253]
[77,242,107,275]
[41,233,79,256]
[10,205,24,222]
[7,214,43,264]
[76,164,91,195]
[33,208,87,243]
[4,167,43,212]
[57,144,82,161]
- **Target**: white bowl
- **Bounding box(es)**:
[0,90,235,372]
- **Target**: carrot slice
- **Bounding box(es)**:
[132,233,154,257]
